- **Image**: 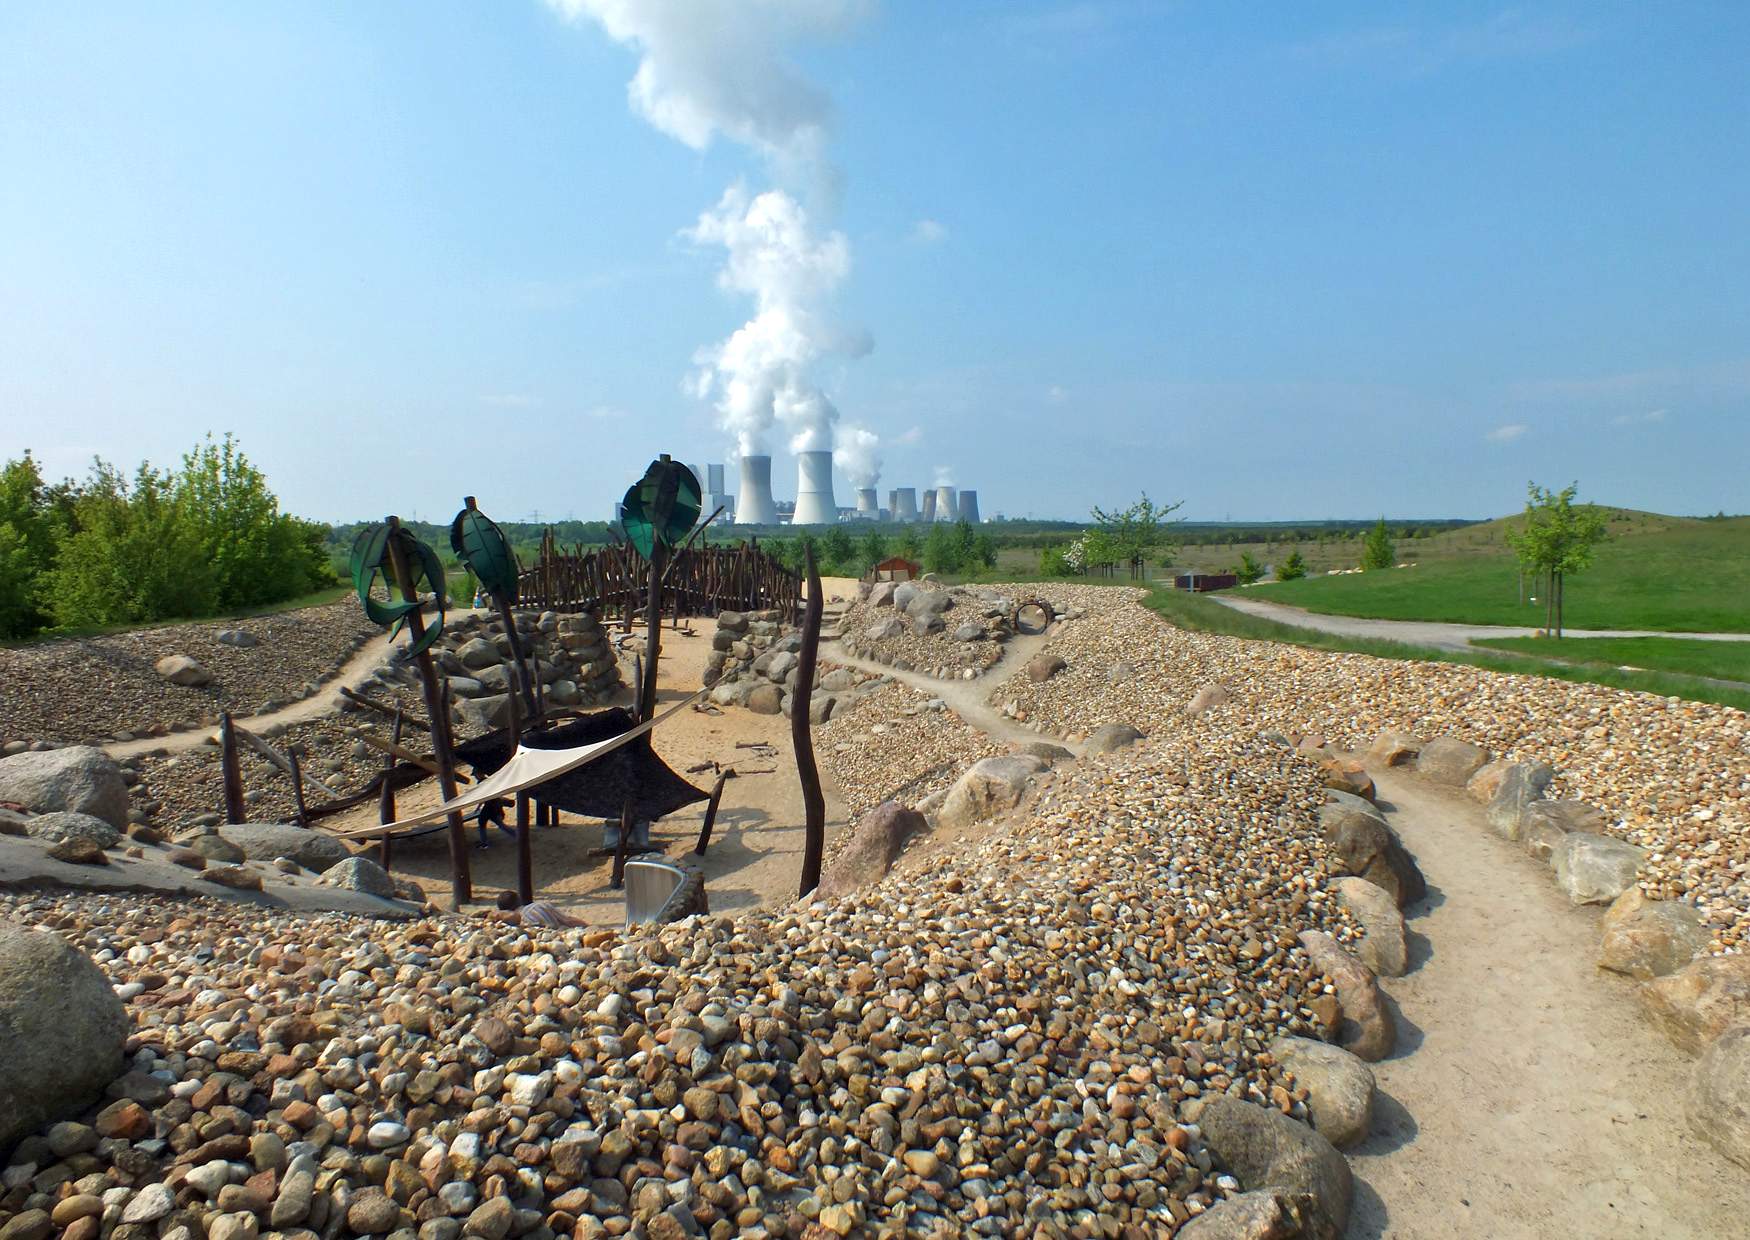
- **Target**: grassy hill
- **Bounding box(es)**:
[1246,510,1750,633]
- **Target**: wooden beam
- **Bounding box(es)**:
[219,712,246,825]
[793,544,826,898]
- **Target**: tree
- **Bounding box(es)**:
[1090,492,1184,579]
[1361,517,1394,571]
[821,525,854,575]
[1235,552,1264,585]
[1276,550,1307,581]
[1503,481,1610,638]
[896,526,923,561]
[858,527,888,574]
[922,522,958,574]
[0,452,66,637]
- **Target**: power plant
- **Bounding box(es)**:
[920,490,937,523]
[854,488,879,519]
[955,489,979,524]
[932,485,958,522]
[736,454,779,526]
[791,450,837,525]
[892,487,919,522]
[699,463,731,524]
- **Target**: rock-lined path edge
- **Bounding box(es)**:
[1345,761,1750,1238]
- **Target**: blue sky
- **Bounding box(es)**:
[1,2,1745,522]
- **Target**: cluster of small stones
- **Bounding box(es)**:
[987,583,1750,950]
[705,616,878,726]
[832,584,1016,683]
[815,683,1005,824]
[0,704,1370,1240]
[0,601,380,752]
[700,611,790,693]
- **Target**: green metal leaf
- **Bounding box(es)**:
[622,459,702,558]
[349,521,445,654]
[449,501,520,602]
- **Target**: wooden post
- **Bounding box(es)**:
[610,794,635,891]
[515,791,533,906]
[378,708,402,871]
[219,712,246,825]
[793,544,826,899]
[640,543,666,728]
[383,515,472,906]
[693,770,730,856]
[287,750,310,827]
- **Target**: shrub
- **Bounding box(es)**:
[1276,550,1307,581]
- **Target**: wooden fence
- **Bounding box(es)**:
[516,530,801,625]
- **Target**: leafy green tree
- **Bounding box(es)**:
[1361,517,1395,571]
[972,530,997,570]
[922,522,959,574]
[176,434,329,608]
[1504,481,1610,638]
[0,452,68,637]
[1039,544,1073,577]
[1090,492,1184,577]
[897,526,924,561]
[1276,550,1307,581]
[858,527,888,574]
[821,525,854,575]
[1235,552,1264,585]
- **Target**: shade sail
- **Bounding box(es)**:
[336,689,705,838]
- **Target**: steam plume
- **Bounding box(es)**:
[836,422,881,487]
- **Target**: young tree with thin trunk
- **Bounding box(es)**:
[1504,482,1609,638]
[1362,517,1395,570]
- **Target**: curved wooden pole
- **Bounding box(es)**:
[794,544,826,898]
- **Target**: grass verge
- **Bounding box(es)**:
[1471,635,1750,685]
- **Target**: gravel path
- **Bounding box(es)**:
[1346,761,1750,1238]
[1212,595,1750,652]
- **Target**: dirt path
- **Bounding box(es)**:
[823,627,1076,754]
[1212,595,1750,652]
[1345,762,1750,1238]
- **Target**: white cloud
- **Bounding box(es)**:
[895,425,923,445]
[1612,408,1669,426]
[909,218,947,245]
[1486,423,1528,442]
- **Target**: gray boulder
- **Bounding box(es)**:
[24,811,122,851]
[950,622,985,642]
[938,754,1047,831]
[1553,833,1645,905]
[864,616,905,641]
[892,581,922,611]
[1319,803,1425,909]
[1177,1192,1312,1240]
[216,629,258,648]
[1415,737,1490,786]
[1026,653,1066,683]
[1297,931,1395,1062]
[1690,1025,1750,1170]
[0,924,128,1158]
[1333,876,1408,977]
[1524,800,1608,835]
[911,612,946,637]
[1639,956,1750,1054]
[185,830,246,864]
[1189,1096,1352,1240]
[445,676,487,699]
[318,856,398,898]
[459,694,514,733]
[218,823,351,872]
[456,638,499,669]
[815,801,927,900]
[1483,761,1554,839]
[716,609,748,632]
[548,679,581,706]
[1597,888,1707,980]
[1269,1036,1377,1148]
[1084,723,1145,755]
[745,684,784,715]
[766,652,798,682]
[0,746,131,830]
[904,589,954,619]
[1521,815,1568,863]
[154,654,213,687]
[865,584,896,609]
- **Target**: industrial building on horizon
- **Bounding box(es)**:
[662,452,982,526]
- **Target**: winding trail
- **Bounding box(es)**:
[1212,594,1750,652]
[1345,760,1750,1238]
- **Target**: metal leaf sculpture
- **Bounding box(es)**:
[349,522,447,655]
[449,497,519,602]
[621,458,701,559]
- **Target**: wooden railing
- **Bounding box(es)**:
[516,531,801,624]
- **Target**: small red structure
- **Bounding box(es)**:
[868,556,922,583]
[1175,572,1238,593]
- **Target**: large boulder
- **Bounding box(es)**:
[1367,731,1421,767]
[1189,1096,1352,1240]
[1521,815,1568,863]
[1084,723,1144,755]
[218,823,351,872]
[1553,833,1645,905]
[1415,737,1490,786]
[864,616,905,641]
[1333,876,1408,978]
[1483,761,1555,840]
[1186,683,1230,716]
[1177,1191,1314,1240]
[456,638,499,670]
[866,583,896,609]
[1465,758,1515,804]
[1597,889,1707,980]
[745,684,784,715]
[1690,1025,1750,1170]
[24,811,122,851]
[1269,1036,1376,1148]
[0,925,128,1157]
[1319,803,1425,909]
[185,830,246,864]
[815,801,927,900]
[938,755,1047,831]
[1026,653,1066,683]
[459,694,514,733]
[903,589,954,619]
[910,612,946,637]
[1524,800,1608,835]
[154,654,213,687]
[1318,758,1375,803]
[892,581,923,612]
[1639,956,1750,1054]
[1297,931,1395,1062]
[0,747,131,830]
[318,856,398,898]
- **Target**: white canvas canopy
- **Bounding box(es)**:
[335,688,706,839]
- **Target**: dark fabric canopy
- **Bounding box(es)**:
[453,708,707,822]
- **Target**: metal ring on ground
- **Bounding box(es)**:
[1016,602,1052,636]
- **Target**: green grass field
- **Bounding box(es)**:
[1471,635,1750,684]
[1245,512,1750,633]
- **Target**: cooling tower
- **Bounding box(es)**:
[892,488,919,522]
[920,490,936,523]
[933,486,958,522]
[791,450,838,525]
[956,490,980,524]
[855,488,878,519]
[736,455,779,525]
[699,463,731,524]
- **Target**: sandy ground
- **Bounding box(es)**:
[1344,761,1750,1238]
[1211,595,1750,652]
[328,580,863,923]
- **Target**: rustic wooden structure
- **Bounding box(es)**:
[794,545,827,898]
[867,555,921,583]
[517,532,801,624]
